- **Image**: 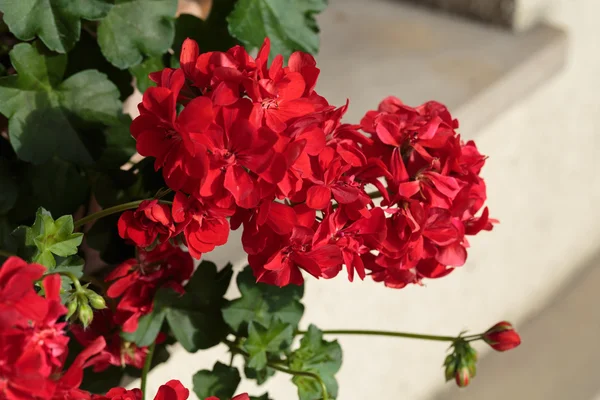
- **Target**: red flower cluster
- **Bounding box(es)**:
[71,309,153,372]
[125,37,494,288]
[0,256,106,399]
[105,243,194,333]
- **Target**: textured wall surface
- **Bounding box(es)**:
[132,0,600,399]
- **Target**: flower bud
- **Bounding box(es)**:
[455,365,470,388]
[66,299,78,320]
[78,302,94,328]
[483,321,521,352]
[85,290,107,310]
[444,356,457,382]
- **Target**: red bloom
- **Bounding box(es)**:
[71,310,149,372]
[118,200,175,248]
[206,395,250,400]
[94,380,189,400]
[172,191,234,259]
[131,69,212,192]
[0,256,48,328]
[249,226,342,287]
[483,321,521,352]
[106,244,193,332]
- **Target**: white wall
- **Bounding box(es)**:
[137,0,600,399]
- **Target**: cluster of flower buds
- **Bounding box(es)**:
[444,321,521,387]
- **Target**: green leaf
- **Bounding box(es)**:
[121,306,167,347]
[25,159,89,217]
[49,255,85,278]
[0,160,17,214]
[250,394,272,400]
[20,207,83,267]
[95,114,137,170]
[243,319,294,370]
[222,266,304,334]
[97,0,178,69]
[227,0,327,59]
[0,0,113,53]
[162,261,233,352]
[130,56,165,93]
[244,365,275,385]
[66,29,134,100]
[173,1,237,55]
[289,325,342,400]
[0,43,123,165]
[193,362,241,400]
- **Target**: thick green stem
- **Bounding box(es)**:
[141,341,156,400]
[225,341,329,400]
[298,329,458,342]
[73,199,172,229]
[59,271,83,291]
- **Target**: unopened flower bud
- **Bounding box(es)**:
[78,302,94,328]
[455,365,470,388]
[444,356,457,382]
[85,290,107,310]
[483,321,521,352]
[66,300,78,319]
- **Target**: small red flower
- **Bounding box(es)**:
[106,243,193,332]
[94,380,189,400]
[172,191,234,259]
[0,256,48,328]
[483,321,521,352]
[118,200,175,248]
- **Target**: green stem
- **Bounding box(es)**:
[59,271,83,291]
[225,341,329,400]
[298,329,458,342]
[141,341,156,400]
[73,199,172,229]
[367,190,382,200]
[0,249,15,258]
[269,362,329,400]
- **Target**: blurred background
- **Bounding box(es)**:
[138,0,600,399]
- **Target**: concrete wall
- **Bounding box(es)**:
[135,0,600,398]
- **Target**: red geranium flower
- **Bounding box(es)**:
[118,200,176,248]
[94,380,189,400]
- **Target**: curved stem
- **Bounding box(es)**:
[0,249,15,258]
[141,341,156,400]
[269,362,329,400]
[73,199,172,229]
[59,271,83,291]
[298,329,457,342]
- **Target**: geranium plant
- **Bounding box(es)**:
[0,1,521,399]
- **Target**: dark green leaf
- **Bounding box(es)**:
[244,365,275,385]
[85,213,134,264]
[97,0,178,69]
[25,159,89,217]
[162,261,233,352]
[222,266,304,334]
[0,159,17,213]
[193,362,241,400]
[50,255,85,278]
[289,325,342,400]
[80,366,126,394]
[66,29,134,100]
[95,114,137,171]
[243,320,294,370]
[173,1,237,55]
[0,0,113,53]
[227,0,327,59]
[130,56,165,93]
[121,306,167,347]
[250,394,272,400]
[0,43,123,165]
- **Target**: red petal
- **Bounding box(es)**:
[436,242,467,266]
[306,185,331,210]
